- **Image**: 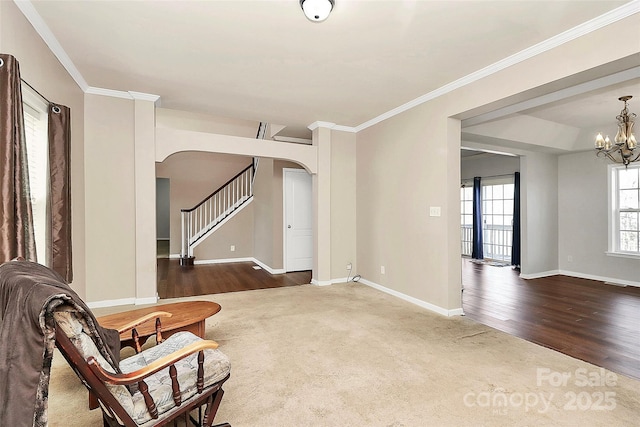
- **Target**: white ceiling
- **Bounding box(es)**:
[21,0,639,141]
[519,79,640,130]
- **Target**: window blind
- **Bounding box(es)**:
[23,99,49,264]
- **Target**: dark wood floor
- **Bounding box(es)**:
[462,258,640,381]
[157,258,311,299]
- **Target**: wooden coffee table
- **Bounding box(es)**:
[97,301,221,350]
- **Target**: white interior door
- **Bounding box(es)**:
[284,169,313,272]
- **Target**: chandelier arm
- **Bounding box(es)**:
[596,150,618,163]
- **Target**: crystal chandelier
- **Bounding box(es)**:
[595,96,638,168]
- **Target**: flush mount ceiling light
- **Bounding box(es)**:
[300,0,334,23]
[595,96,639,168]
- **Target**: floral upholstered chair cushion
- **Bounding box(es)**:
[53,308,231,425]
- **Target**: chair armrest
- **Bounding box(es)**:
[115,311,172,334]
[87,339,220,385]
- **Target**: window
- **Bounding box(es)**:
[22,85,49,265]
[481,181,514,262]
[609,164,640,257]
[460,177,515,262]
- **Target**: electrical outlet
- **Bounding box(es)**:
[381,265,385,274]
[230,245,235,252]
[567,255,573,262]
[346,263,352,270]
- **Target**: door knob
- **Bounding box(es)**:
[288,225,292,228]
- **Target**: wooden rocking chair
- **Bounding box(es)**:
[0,259,230,427]
[54,304,231,427]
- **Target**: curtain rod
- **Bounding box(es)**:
[462,173,517,181]
[461,173,518,185]
[478,173,518,179]
[20,77,51,105]
[0,58,52,105]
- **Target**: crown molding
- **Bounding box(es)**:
[307,121,336,130]
[16,0,639,133]
[84,87,162,104]
[129,91,161,104]
[85,86,133,99]
[352,0,640,133]
[15,1,162,104]
[13,0,89,91]
[332,124,357,133]
[306,122,356,133]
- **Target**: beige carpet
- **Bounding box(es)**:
[49,283,640,426]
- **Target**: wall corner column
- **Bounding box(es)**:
[446,118,463,313]
[133,93,160,303]
[310,122,333,284]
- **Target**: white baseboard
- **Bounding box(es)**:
[251,258,286,275]
[358,278,463,317]
[310,278,333,286]
[310,276,353,286]
[519,269,639,287]
[448,307,465,316]
[194,257,253,265]
[87,298,135,309]
[135,296,160,305]
[87,295,159,309]
[192,257,286,275]
[558,269,640,288]
[519,270,561,279]
[167,255,286,275]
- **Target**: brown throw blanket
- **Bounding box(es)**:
[0,260,121,427]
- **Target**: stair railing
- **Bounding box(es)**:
[179,122,267,264]
[180,164,254,260]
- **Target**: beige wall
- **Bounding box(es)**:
[253,158,275,268]
[358,103,455,308]
[154,107,313,273]
[156,127,317,173]
[312,126,332,283]
[253,159,304,271]
[156,108,258,137]
[0,1,87,297]
[330,130,356,279]
[155,152,253,255]
[84,94,136,302]
[356,14,640,312]
[193,203,254,260]
[6,1,637,308]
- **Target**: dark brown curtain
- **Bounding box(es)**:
[48,104,72,281]
[0,54,36,263]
